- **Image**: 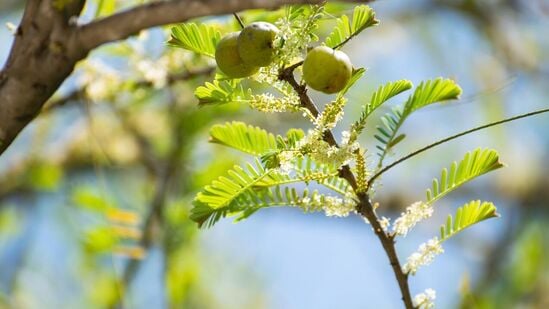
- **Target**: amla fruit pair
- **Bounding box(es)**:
[302,46,353,94]
[215,22,279,78]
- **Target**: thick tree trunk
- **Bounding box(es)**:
[0,0,86,154]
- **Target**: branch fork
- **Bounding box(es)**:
[278,63,415,309]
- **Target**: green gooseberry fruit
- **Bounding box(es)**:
[238,22,279,67]
[215,32,259,78]
[302,46,353,94]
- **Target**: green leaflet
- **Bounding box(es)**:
[190,154,354,227]
[195,159,271,210]
[169,23,222,58]
[337,68,366,99]
[426,148,504,205]
[439,200,498,241]
[209,121,306,157]
[363,80,412,122]
[375,78,461,168]
[403,78,462,115]
[374,106,405,164]
[191,185,350,228]
[210,122,278,156]
[256,156,353,196]
[325,5,379,48]
[94,0,116,18]
[350,79,411,148]
[194,79,251,105]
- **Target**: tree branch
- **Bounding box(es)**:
[367,107,549,188]
[116,91,189,304]
[76,0,372,51]
[42,66,215,114]
[279,65,415,309]
[0,0,372,157]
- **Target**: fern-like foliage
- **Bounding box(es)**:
[403,78,462,116]
[190,153,356,227]
[326,5,379,48]
[426,148,504,205]
[351,80,412,139]
[168,23,221,58]
[367,80,413,119]
[337,68,366,99]
[195,160,272,210]
[191,184,336,228]
[194,79,251,105]
[255,156,352,196]
[374,106,405,161]
[375,78,462,168]
[209,122,278,156]
[294,156,352,195]
[439,200,498,242]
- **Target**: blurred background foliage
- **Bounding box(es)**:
[0,0,548,308]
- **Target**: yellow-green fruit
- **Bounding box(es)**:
[238,22,279,67]
[302,46,353,94]
[215,32,259,78]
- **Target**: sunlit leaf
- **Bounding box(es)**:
[439,200,498,242]
[326,5,379,48]
[209,122,278,156]
[426,148,504,204]
[194,79,251,105]
[169,23,222,58]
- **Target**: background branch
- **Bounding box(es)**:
[368,107,549,188]
[76,0,372,51]
[42,66,215,114]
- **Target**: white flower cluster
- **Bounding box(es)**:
[274,6,322,65]
[392,201,434,236]
[250,92,300,113]
[315,97,347,131]
[413,288,436,309]
[135,58,168,88]
[77,32,192,103]
[298,192,356,217]
[255,65,283,86]
[78,60,122,102]
[277,150,298,174]
[379,216,391,232]
[295,130,359,169]
[402,237,444,275]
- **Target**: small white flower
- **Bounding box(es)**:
[403,237,444,275]
[341,130,351,145]
[413,288,436,308]
[136,59,168,88]
[379,216,391,231]
[250,92,300,113]
[393,201,434,236]
[277,151,296,174]
[77,59,123,102]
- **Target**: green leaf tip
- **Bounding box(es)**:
[439,200,499,242]
[426,148,505,205]
[404,78,462,115]
[326,5,379,49]
[169,23,222,58]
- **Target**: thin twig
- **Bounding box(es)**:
[233,13,245,28]
[368,107,549,188]
[278,64,415,309]
[113,93,188,307]
[42,67,215,114]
